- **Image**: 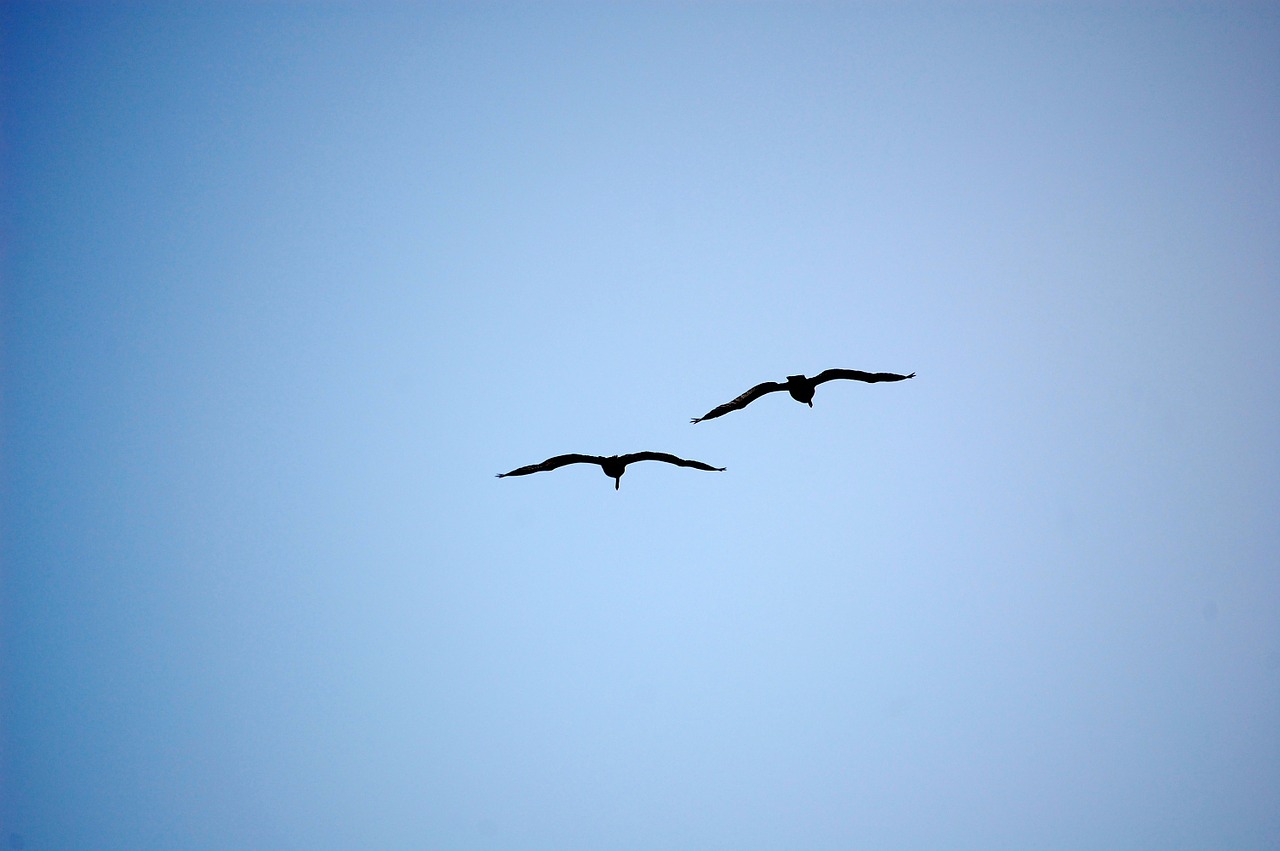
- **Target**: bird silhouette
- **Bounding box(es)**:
[691,369,915,423]
[497,452,726,490]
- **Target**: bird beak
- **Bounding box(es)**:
[808,401,813,407]
[615,478,620,490]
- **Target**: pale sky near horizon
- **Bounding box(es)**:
[3,4,1279,849]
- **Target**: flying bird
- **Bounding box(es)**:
[497,452,726,490]
[691,369,915,423]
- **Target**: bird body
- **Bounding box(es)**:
[497,452,725,490]
[784,374,818,405]
[692,368,915,422]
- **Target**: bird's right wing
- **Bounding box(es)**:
[623,452,726,472]
[496,453,600,478]
[812,368,916,385]
[690,381,785,423]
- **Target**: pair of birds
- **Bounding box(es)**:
[497,368,916,490]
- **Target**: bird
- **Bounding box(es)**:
[496,452,726,490]
[691,368,916,423]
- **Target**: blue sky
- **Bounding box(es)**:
[3,3,1278,848]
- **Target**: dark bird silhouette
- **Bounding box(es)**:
[497,452,726,490]
[691,369,915,423]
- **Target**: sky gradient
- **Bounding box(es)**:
[3,4,1279,849]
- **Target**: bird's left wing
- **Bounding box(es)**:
[622,452,726,472]
[496,453,599,478]
[812,368,916,385]
[690,380,786,423]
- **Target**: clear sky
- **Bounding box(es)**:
[3,3,1278,849]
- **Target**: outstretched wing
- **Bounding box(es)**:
[496,453,601,478]
[690,380,786,423]
[812,368,916,385]
[620,452,726,472]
